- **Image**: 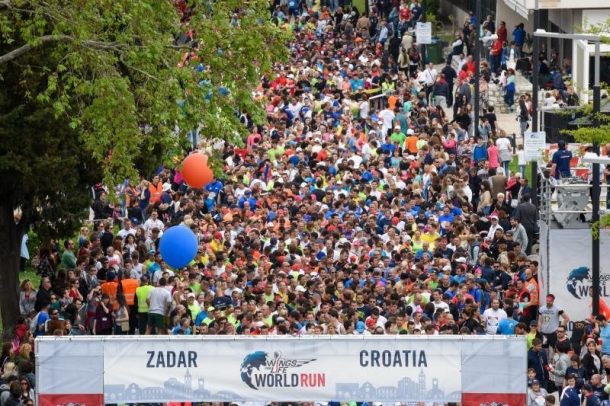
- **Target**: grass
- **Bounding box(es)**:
[0,267,40,335]
[509,155,533,184]
[21,267,41,289]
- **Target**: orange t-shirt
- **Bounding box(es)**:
[405,136,418,154]
[100,281,119,311]
[388,95,398,110]
[525,278,539,306]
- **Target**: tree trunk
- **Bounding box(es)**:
[0,200,21,338]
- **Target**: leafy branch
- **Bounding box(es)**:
[592,214,610,239]
[0,35,123,64]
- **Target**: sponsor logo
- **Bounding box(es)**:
[240,351,324,390]
[566,266,590,299]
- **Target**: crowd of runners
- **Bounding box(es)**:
[2,0,607,405]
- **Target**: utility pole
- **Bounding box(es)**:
[592,40,601,316]
[473,0,481,138]
[531,0,540,207]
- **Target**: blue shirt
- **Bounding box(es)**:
[473,144,488,162]
[512,27,525,46]
[600,324,610,354]
[497,318,516,335]
[552,149,573,177]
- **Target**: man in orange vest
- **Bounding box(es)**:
[120,262,140,334]
[100,271,119,311]
[148,174,163,205]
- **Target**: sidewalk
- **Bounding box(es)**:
[432,63,524,144]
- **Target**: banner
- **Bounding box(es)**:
[549,229,610,323]
[36,336,526,405]
[103,337,461,403]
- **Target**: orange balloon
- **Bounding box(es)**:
[182,153,213,188]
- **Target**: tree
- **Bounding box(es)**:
[0,0,288,333]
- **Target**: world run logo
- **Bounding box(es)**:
[240,351,325,390]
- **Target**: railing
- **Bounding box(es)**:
[502,0,529,18]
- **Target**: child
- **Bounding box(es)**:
[517,144,526,177]
[527,367,537,387]
[564,354,585,389]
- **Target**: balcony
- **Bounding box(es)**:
[505,0,610,12]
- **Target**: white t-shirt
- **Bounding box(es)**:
[117,227,137,239]
[496,137,511,152]
[359,100,370,119]
[143,218,164,236]
[433,300,450,314]
[147,287,172,315]
[517,150,526,166]
[482,308,508,335]
[379,109,395,134]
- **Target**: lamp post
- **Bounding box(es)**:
[533,29,602,315]
[531,0,540,208]
[474,0,481,138]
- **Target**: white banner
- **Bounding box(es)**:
[415,22,432,44]
[549,229,610,323]
[524,131,546,162]
[36,336,527,405]
[103,337,461,403]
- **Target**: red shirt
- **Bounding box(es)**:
[466,61,476,76]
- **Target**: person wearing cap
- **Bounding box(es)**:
[487,214,503,238]
[551,140,573,180]
[527,319,544,350]
[527,378,548,406]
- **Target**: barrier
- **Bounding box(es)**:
[545,229,610,324]
[36,336,527,405]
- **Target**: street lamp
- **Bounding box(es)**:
[474,0,481,139]
[533,29,603,315]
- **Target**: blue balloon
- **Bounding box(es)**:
[159,225,198,269]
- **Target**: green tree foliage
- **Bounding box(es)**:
[0,0,289,333]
